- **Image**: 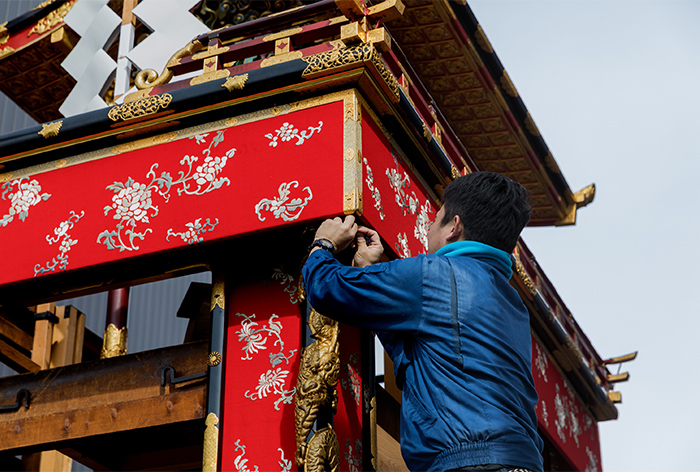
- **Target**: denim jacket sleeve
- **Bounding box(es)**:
[302,249,424,333]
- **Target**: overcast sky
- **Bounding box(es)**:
[468,1,700,471]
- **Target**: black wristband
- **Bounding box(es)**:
[309,238,335,254]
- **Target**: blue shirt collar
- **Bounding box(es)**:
[435,240,512,278]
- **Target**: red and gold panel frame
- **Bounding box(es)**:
[0,90,376,288]
[532,335,602,471]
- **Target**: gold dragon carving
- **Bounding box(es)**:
[294,309,341,472]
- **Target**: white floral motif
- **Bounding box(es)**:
[345,439,363,472]
[364,158,385,220]
[271,268,298,304]
[236,312,297,411]
[233,440,259,472]
[414,200,433,252]
[585,447,600,472]
[98,132,232,252]
[395,232,411,259]
[553,382,582,446]
[278,448,293,472]
[34,210,84,277]
[231,441,292,472]
[265,121,323,147]
[534,343,548,382]
[384,153,434,255]
[1,178,51,227]
[166,217,219,245]
[341,353,362,407]
[386,163,417,217]
[255,181,313,222]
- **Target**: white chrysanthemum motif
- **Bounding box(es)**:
[255,181,313,222]
[251,367,289,400]
[1,178,51,227]
[98,132,232,252]
[265,120,323,147]
[35,210,84,277]
[237,312,297,411]
[534,343,548,382]
[271,268,298,304]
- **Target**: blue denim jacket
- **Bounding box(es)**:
[303,241,543,472]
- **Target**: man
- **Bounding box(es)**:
[302,172,543,472]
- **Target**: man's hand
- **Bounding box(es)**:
[313,215,358,253]
[353,226,383,268]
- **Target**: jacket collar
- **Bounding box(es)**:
[435,240,512,278]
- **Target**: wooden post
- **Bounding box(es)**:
[101,288,129,359]
[23,304,85,471]
[203,270,226,472]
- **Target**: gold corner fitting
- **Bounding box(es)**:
[108,93,173,122]
[202,412,220,472]
[222,73,249,92]
[38,120,63,139]
[28,0,75,37]
[301,44,400,101]
[101,324,127,359]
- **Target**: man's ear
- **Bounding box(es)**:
[446,215,464,242]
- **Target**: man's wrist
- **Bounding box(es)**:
[308,238,336,254]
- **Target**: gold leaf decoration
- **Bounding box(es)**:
[28,0,75,37]
[221,73,249,92]
[301,44,400,100]
[38,120,63,139]
[108,93,173,122]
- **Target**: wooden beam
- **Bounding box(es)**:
[0,316,33,352]
[0,341,207,452]
[0,339,40,373]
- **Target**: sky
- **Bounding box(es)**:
[468,1,700,471]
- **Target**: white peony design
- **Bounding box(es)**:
[1,178,51,227]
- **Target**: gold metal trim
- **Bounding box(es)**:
[342,90,363,214]
[208,351,222,367]
[190,69,230,86]
[474,24,494,53]
[212,274,225,311]
[301,44,400,100]
[513,258,537,298]
[0,46,15,59]
[38,120,63,139]
[422,122,432,142]
[263,27,303,43]
[108,93,173,122]
[260,50,303,68]
[499,70,518,98]
[523,112,540,136]
[222,73,249,92]
[101,324,127,359]
[607,391,622,404]
[450,165,460,180]
[202,412,220,472]
[28,0,75,37]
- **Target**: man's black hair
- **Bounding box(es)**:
[441,171,531,253]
